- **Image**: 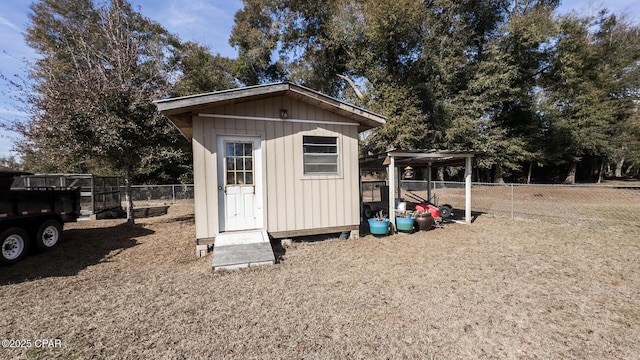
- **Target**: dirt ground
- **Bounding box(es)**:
[1,202,639,359]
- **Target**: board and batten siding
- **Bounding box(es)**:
[192,95,360,240]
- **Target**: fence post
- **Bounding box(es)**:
[172,185,176,203]
[511,184,514,220]
[432,181,436,202]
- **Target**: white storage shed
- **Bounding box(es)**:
[156,82,386,245]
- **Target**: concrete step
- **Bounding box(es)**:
[212,230,275,271]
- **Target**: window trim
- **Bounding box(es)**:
[302,135,340,176]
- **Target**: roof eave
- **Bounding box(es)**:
[154,82,386,137]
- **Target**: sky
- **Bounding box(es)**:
[0,0,638,158]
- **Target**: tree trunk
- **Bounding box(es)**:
[527,162,533,184]
[563,160,577,184]
[437,167,445,182]
[597,157,606,184]
[624,164,633,176]
[615,155,625,178]
[124,167,135,225]
[493,164,505,184]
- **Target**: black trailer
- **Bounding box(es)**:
[12,173,121,219]
[1,172,80,264]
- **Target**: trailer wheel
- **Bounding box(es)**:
[1,228,29,264]
[439,204,453,219]
[363,205,373,219]
[35,220,63,251]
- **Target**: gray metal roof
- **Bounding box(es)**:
[155,82,386,138]
[360,149,484,170]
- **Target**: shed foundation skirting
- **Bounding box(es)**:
[196,237,215,246]
[196,225,359,249]
[269,225,359,239]
[195,244,208,258]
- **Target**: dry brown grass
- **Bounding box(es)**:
[2,202,640,359]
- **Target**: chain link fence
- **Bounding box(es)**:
[407,180,640,227]
[120,184,194,207]
[124,182,640,228]
[367,180,640,228]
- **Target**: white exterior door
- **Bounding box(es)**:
[217,136,263,232]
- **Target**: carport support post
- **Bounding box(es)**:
[388,155,395,227]
[427,163,432,203]
[465,156,472,224]
[397,166,402,205]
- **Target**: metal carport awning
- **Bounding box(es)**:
[359,149,483,226]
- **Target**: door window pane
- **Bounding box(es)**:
[226,172,236,185]
[226,143,234,158]
[235,143,244,156]
[224,141,255,186]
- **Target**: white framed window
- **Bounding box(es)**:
[303,136,339,175]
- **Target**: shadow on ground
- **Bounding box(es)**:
[0,223,153,285]
[166,214,195,223]
[450,208,485,223]
[270,238,286,264]
[269,232,348,264]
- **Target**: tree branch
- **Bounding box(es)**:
[337,73,364,100]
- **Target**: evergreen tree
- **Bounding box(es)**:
[446,1,558,182]
[229,0,286,85]
[170,42,238,97]
[230,0,639,182]
[542,11,640,183]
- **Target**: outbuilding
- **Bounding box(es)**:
[156,82,386,248]
[360,149,483,226]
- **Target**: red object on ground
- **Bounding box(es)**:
[415,203,440,219]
